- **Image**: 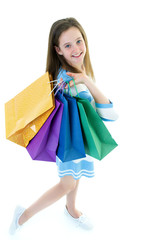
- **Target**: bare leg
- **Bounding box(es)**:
[66,179,82,218]
[19,176,76,225]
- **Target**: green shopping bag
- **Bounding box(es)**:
[75,97,118,160]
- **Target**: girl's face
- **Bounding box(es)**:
[55,27,86,70]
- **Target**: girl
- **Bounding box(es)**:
[9,17,118,234]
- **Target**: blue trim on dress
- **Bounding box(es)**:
[56,157,95,180]
[58,171,95,180]
[100,117,114,122]
[95,101,113,108]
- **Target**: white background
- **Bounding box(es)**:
[0,0,160,239]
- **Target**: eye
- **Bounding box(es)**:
[77,40,82,44]
[65,44,71,48]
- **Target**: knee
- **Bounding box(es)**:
[59,176,76,193]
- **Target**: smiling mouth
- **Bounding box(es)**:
[72,52,83,58]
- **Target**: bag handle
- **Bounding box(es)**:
[67,81,73,97]
[65,79,80,98]
[50,77,80,98]
[72,79,80,97]
[54,81,66,96]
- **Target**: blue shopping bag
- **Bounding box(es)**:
[56,92,86,162]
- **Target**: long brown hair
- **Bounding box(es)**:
[46,17,95,81]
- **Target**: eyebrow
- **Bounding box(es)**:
[63,37,82,46]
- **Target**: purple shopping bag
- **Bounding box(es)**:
[26,98,63,162]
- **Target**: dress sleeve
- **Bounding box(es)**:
[94,101,118,121]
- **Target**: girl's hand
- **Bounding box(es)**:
[65,72,90,88]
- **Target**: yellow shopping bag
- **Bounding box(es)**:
[5,72,55,147]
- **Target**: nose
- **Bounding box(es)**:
[72,44,79,54]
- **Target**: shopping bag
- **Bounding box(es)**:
[5,72,55,147]
[26,98,63,162]
[56,92,86,162]
[75,97,118,160]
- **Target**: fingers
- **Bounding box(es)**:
[69,80,74,87]
[66,72,73,76]
[58,77,73,89]
[64,80,74,89]
[66,72,76,79]
[58,78,63,87]
[58,75,76,90]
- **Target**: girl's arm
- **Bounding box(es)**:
[66,72,110,104]
[66,72,118,121]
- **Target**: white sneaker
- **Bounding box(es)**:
[64,206,93,230]
[9,206,25,235]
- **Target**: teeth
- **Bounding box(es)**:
[72,53,82,57]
